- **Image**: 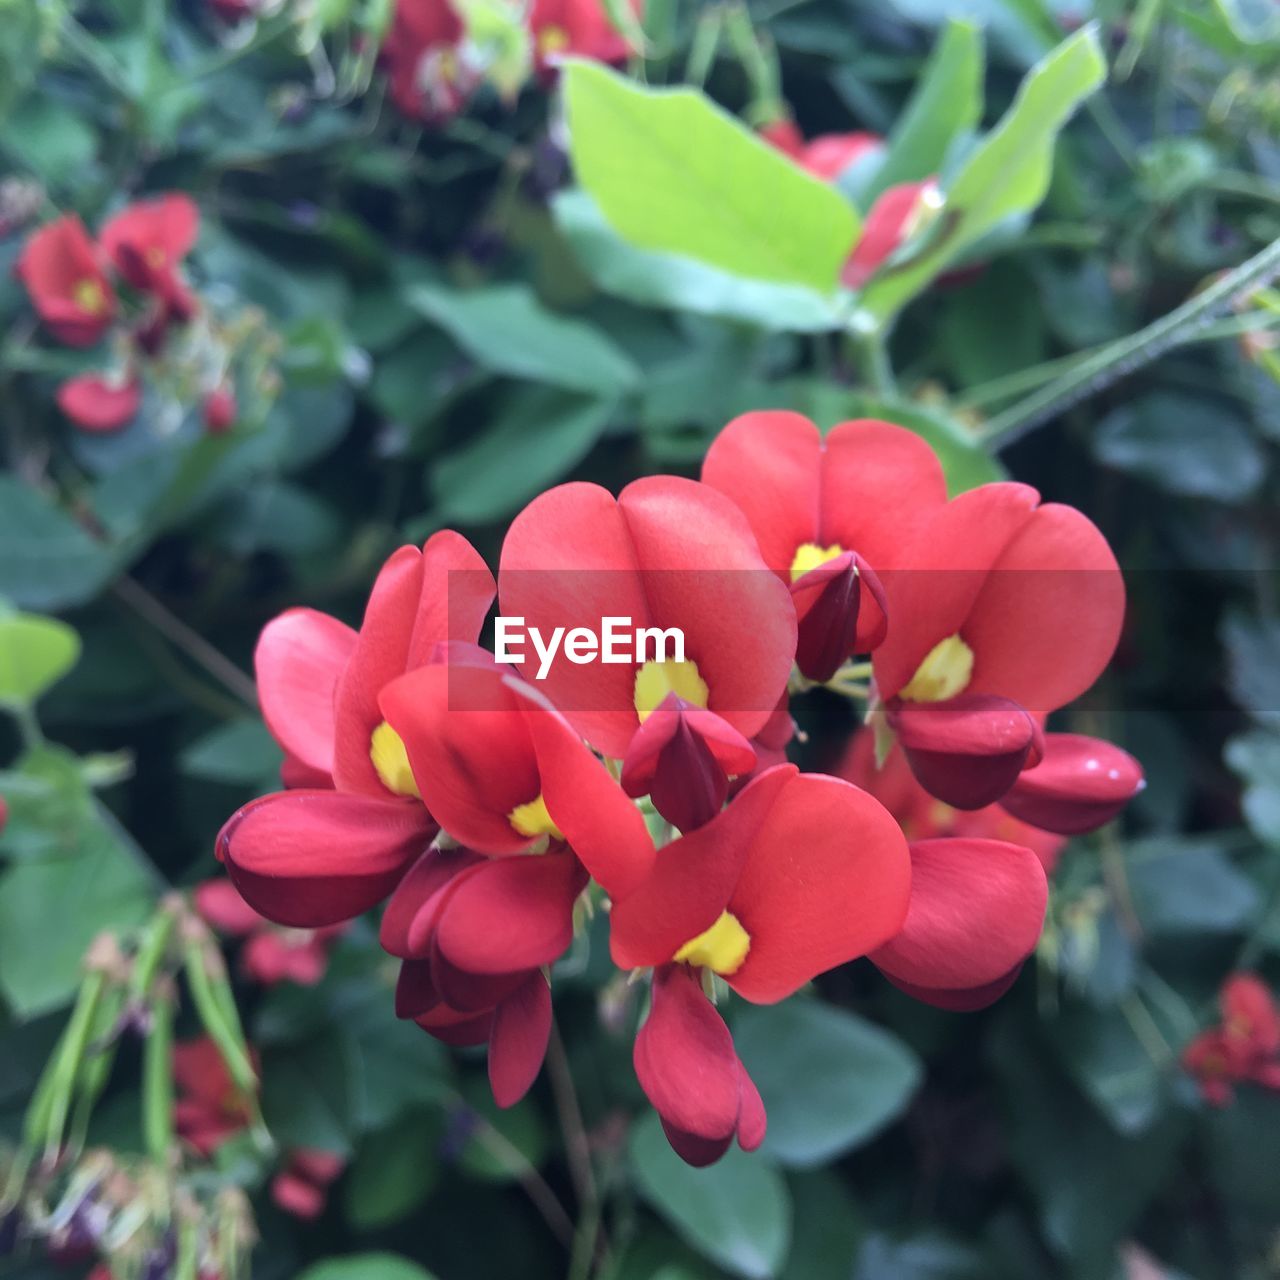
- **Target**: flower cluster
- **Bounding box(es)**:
[1183,973,1280,1107]
[16,198,236,434]
[216,412,1143,1165]
[380,0,637,123]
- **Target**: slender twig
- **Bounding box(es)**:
[469,1118,575,1247]
[980,235,1280,450]
[545,1020,607,1280]
[111,576,258,710]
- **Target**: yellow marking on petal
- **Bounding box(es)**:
[900,633,974,703]
[634,659,708,723]
[370,721,420,798]
[509,793,564,841]
[73,279,106,314]
[674,910,750,976]
[790,542,844,582]
[538,24,570,55]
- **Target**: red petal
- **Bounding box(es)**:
[255,607,355,780]
[434,852,587,974]
[961,504,1125,714]
[736,1060,767,1152]
[488,972,552,1108]
[727,772,912,1003]
[800,132,881,180]
[870,837,1047,993]
[416,1008,491,1045]
[431,951,528,1013]
[218,790,434,927]
[873,483,1040,700]
[889,694,1041,810]
[56,374,139,432]
[332,534,495,795]
[701,411,823,577]
[290,1148,345,1185]
[660,1122,734,1168]
[173,1036,233,1104]
[381,662,541,854]
[271,1171,327,1220]
[634,966,740,1147]
[512,676,657,897]
[609,766,795,971]
[1001,732,1143,834]
[395,958,440,1018]
[380,847,485,958]
[842,180,934,289]
[884,966,1024,1011]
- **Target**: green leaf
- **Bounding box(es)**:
[863,20,984,203]
[430,387,615,525]
[1092,393,1265,502]
[297,1255,438,1280]
[345,1113,444,1228]
[733,999,921,1168]
[630,1112,792,1280]
[858,26,1106,322]
[0,478,118,611]
[0,612,81,708]
[552,192,846,332]
[180,719,283,787]
[562,61,859,292]
[1225,731,1280,847]
[406,282,639,397]
[1125,838,1260,936]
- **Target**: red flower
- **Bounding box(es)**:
[16,215,116,347]
[1183,1029,1238,1107]
[873,479,1125,808]
[204,385,237,433]
[218,534,495,927]
[174,1036,255,1156]
[498,476,796,784]
[1000,732,1145,835]
[608,765,909,1162]
[382,0,476,123]
[271,1149,345,1220]
[842,179,938,289]
[194,878,345,986]
[761,119,882,180]
[702,412,947,680]
[837,729,1067,874]
[1183,973,1280,1106]
[99,194,200,324]
[55,372,141,432]
[530,0,637,80]
[381,845,578,1106]
[379,653,655,895]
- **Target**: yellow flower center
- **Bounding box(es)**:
[790,542,844,582]
[370,721,420,798]
[508,793,564,841]
[900,633,974,703]
[146,246,167,269]
[673,910,750,976]
[73,279,106,314]
[539,24,570,55]
[634,659,709,723]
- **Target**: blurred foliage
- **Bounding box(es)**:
[2,0,1280,1278]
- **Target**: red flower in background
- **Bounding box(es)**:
[702,412,947,681]
[271,1149,346,1220]
[530,0,638,80]
[1184,973,1280,1106]
[55,373,141,433]
[498,476,795,831]
[100,193,200,324]
[760,119,882,181]
[841,178,939,289]
[382,0,476,123]
[194,878,346,986]
[16,215,116,347]
[218,534,494,927]
[174,1036,256,1157]
[203,384,237,433]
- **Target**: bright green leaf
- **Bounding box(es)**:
[733,999,921,1168]
[298,1255,438,1280]
[0,613,81,708]
[562,61,859,293]
[858,26,1106,322]
[630,1112,791,1279]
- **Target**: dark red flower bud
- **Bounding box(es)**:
[1000,733,1144,834]
[204,384,237,434]
[888,693,1043,810]
[621,694,757,833]
[791,550,887,683]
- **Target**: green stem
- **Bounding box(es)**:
[143,989,176,1160]
[849,330,898,398]
[980,235,1280,450]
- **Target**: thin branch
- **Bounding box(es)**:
[980,235,1280,450]
[111,576,258,710]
